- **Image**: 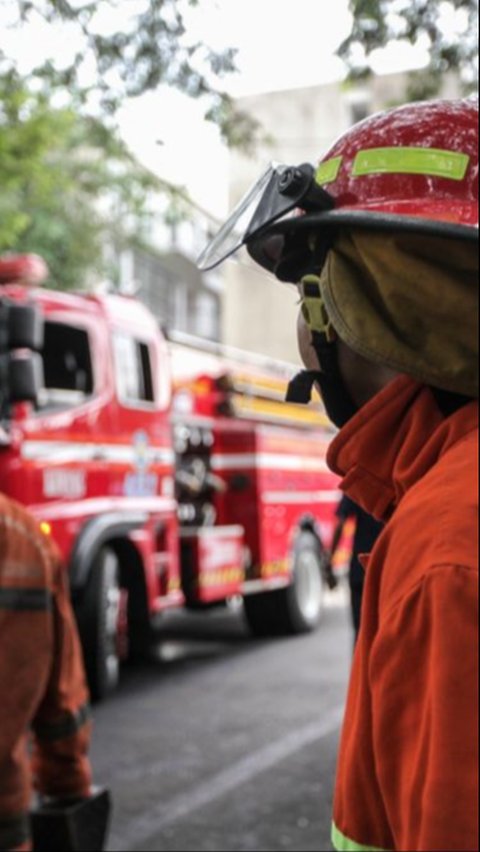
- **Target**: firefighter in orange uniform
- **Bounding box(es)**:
[0,494,92,851]
[198,98,478,850]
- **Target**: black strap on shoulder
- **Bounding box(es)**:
[0,587,52,611]
[32,703,91,743]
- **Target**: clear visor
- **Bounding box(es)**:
[197,163,288,271]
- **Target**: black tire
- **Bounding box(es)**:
[75,547,122,701]
[243,531,325,637]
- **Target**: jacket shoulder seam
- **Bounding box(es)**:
[379,562,477,625]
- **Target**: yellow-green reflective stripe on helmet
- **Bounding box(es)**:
[331,823,391,852]
[352,147,470,181]
[316,157,343,185]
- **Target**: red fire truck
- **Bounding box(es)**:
[0,254,343,700]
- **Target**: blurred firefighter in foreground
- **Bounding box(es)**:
[1,280,109,851]
[199,98,479,851]
[0,495,93,851]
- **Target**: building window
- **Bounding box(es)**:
[134,249,172,324]
[350,101,370,125]
[193,291,220,340]
[132,246,221,341]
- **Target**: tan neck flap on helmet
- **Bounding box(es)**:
[319,230,479,398]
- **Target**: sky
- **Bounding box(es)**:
[115,0,353,217]
[1,0,431,217]
[114,0,429,217]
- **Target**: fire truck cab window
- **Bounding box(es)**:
[39,321,94,410]
[113,333,155,404]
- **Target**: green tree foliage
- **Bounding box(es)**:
[2,0,258,148]
[0,71,156,289]
[0,0,262,290]
[340,0,478,96]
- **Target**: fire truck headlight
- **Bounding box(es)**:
[202,429,214,447]
[178,504,196,523]
[174,424,191,454]
[190,428,202,447]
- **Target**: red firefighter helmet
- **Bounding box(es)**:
[198,98,478,278]
[311,96,478,230]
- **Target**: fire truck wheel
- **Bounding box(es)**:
[76,547,121,701]
[243,531,325,637]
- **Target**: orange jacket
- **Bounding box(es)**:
[328,376,478,852]
[0,496,92,851]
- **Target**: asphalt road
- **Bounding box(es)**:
[91,586,352,852]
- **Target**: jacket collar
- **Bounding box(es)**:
[327,375,478,522]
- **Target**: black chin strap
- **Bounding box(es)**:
[286,332,358,429]
[286,370,322,404]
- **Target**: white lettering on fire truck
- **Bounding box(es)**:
[124,472,159,497]
[202,539,242,572]
[43,469,87,500]
[122,429,160,497]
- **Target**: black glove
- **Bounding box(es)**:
[31,787,112,852]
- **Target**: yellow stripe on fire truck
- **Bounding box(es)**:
[261,560,290,578]
[197,567,245,589]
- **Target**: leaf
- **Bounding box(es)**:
[1,0,252,146]
[0,73,160,289]
[340,0,479,96]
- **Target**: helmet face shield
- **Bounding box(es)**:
[197,165,276,271]
[197,162,334,271]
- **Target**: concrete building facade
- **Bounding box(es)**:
[113,186,224,341]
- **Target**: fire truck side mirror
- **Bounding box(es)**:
[7,302,44,350]
[0,298,45,412]
[7,352,44,403]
